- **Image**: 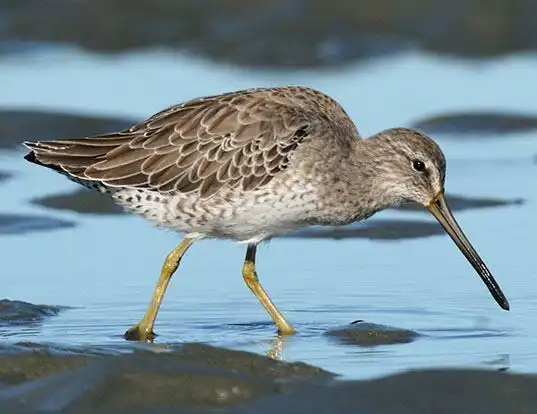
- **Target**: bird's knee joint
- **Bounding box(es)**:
[163,254,181,273]
[242,261,258,281]
[165,251,178,262]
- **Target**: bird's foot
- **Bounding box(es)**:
[124,323,156,342]
[277,326,297,336]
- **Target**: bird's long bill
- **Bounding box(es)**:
[427,191,510,310]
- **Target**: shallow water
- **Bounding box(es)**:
[1,47,536,380]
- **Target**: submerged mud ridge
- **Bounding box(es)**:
[288,219,444,240]
[0,300,63,326]
[0,342,535,413]
[0,110,134,150]
[0,171,11,183]
[32,190,125,216]
[325,320,420,346]
[412,112,537,135]
[0,214,76,235]
[396,194,525,213]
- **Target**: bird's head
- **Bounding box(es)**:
[364,127,445,207]
[362,127,509,311]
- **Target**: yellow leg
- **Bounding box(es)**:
[242,245,296,335]
[124,238,194,341]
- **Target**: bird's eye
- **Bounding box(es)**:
[412,159,426,172]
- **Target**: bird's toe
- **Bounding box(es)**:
[124,324,156,342]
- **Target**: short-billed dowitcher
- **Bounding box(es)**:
[23,86,509,341]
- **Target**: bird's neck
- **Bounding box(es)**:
[343,137,400,218]
[308,137,388,226]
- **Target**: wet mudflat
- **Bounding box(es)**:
[0,303,536,414]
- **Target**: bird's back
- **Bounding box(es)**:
[24,86,358,197]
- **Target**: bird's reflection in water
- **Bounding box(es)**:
[265,335,285,360]
[485,354,510,373]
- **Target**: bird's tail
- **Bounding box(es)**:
[23,134,132,190]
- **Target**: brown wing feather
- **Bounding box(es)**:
[23,86,358,198]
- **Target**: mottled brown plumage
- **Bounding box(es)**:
[23,86,508,341]
[25,86,357,198]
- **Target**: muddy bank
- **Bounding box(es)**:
[234,369,537,414]
[0,341,535,413]
[0,342,332,413]
[2,0,537,68]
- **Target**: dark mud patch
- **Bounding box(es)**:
[0,110,134,150]
[0,171,12,183]
[0,350,92,385]
[31,189,123,215]
[325,320,419,346]
[169,343,332,380]
[0,300,63,327]
[412,112,537,135]
[0,342,536,413]
[0,214,76,235]
[396,194,524,213]
[286,193,521,239]
[236,370,537,414]
[288,219,444,241]
[0,300,65,343]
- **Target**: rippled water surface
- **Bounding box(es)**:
[1,47,536,380]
